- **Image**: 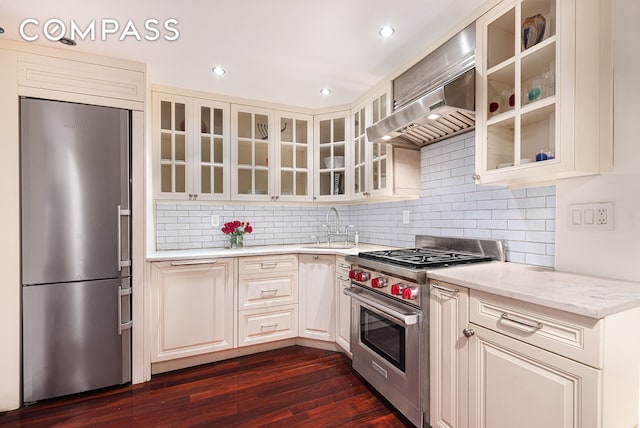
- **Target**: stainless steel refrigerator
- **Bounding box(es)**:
[20,97,132,403]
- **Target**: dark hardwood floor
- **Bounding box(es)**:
[1,346,413,427]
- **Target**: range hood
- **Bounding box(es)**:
[367,23,476,150]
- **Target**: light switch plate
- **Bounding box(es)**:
[402,210,410,224]
[568,202,613,231]
[211,215,219,227]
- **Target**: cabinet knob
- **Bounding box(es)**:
[472,174,480,184]
[463,328,475,338]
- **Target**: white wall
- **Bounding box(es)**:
[556,0,640,281]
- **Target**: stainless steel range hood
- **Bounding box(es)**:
[367,23,476,150]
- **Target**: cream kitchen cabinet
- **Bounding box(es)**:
[314,111,350,201]
[429,281,470,428]
[231,106,313,201]
[335,255,352,354]
[430,280,640,428]
[152,91,231,200]
[298,254,336,342]
[237,254,299,345]
[474,0,612,187]
[150,259,235,362]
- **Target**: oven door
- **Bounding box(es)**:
[344,286,423,426]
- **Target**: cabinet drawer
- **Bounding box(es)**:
[335,256,351,275]
[238,305,298,346]
[469,290,603,368]
[239,254,298,274]
[239,273,297,310]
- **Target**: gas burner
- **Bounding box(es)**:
[356,247,493,269]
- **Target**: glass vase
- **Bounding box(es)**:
[229,234,244,249]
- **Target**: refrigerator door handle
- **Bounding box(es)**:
[118,286,133,335]
[117,205,132,271]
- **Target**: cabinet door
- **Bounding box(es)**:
[468,324,599,428]
[314,111,350,201]
[231,105,272,201]
[150,259,235,362]
[367,90,392,198]
[335,269,351,353]
[430,281,470,428]
[275,112,313,201]
[299,254,336,341]
[153,93,191,199]
[193,99,230,200]
[352,104,367,199]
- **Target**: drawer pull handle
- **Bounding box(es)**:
[260,323,278,329]
[463,328,475,338]
[338,263,351,270]
[337,274,349,281]
[170,259,217,266]
[500,313,543,330]
[432,283,459,294]
[260,262,278,269]
[260,289,278,296]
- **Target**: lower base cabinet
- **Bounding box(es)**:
[150,259,235,362]
[238,304,298,346]
[335,256,351,353]
[299,254,336,341]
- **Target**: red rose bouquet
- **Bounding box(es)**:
[222,220,252,248]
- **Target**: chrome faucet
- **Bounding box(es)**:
[323,207,355,244]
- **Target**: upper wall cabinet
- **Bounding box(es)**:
[152,92,230,200]
[314,111,351,202]
[231,106,313,201]
[475,0,611,187]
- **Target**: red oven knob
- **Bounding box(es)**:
[354,271,370,282]
[348,270,357,279]
[371,277,388,288]
[391,283,403,295]
[402,286,418,300]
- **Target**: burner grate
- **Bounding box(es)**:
[357,248,493,269]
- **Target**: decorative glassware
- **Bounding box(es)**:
[229,234,244,249]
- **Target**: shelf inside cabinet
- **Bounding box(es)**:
[486,117,515,170]
[487,7,516,69]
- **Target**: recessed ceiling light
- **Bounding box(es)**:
[212,66,226,76]
[427,113,441,120]
[379,26,395,38]
[59,37,76,46]
[382,135,392,140]
[320,88,332,95]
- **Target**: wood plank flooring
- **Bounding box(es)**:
[0,346,413,427]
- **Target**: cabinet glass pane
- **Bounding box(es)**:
[238,112,252,138]
[161,165,172,192]
[372,101,380,124]
[213,167,223,194]
[238,169,252,194]
[201,167,211,193]
[379,94,387,118]
[333,118,345,142]
[255,142,269,167]
[521,104,555,163]
[161,101,171,130]
[334,144,345,158]
[334,172,345,195]
[373,162,380,189]
[201,137,211,163]
[175,103,186,132]
[281,144,294,168]
[161,133,172,160]
[354,166,364,194]
[487,118,515,170]
[320,147,331,168]
[175,134,186,161]
[319,120,331,144]
[381,161,387,189]
[213,108,223,135]
[281,171,293,195]
[521,45,556,107]
[281,118,293,142]
[213,138,223,163]
[487,8,515,69]
[255,115,269,140]
[319,171,331,196]
[296,119,308,144]
[488,63,516,117]
[296,172,308,196]
[521,0,556,53]
[201,106,211,134]
[255,170,268,194]
[296,146,307,168]
[238,140,252,165]
[175,164,186,192]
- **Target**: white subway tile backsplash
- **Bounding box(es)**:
[154,132,556,267]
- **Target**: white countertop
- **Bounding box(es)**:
[146,243,395,262]
[428,262,640,319]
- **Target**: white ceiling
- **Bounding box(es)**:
[0,0,486,109]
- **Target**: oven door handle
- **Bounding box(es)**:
[343,287,420,326]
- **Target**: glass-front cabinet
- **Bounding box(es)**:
[475,0,611,187]
[153,92,230,200]
[275,112,313,201]
[314,111,350,201]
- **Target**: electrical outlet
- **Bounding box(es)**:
[568,202,613,231]
[211,215,219,227]
[402,210,410,224]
